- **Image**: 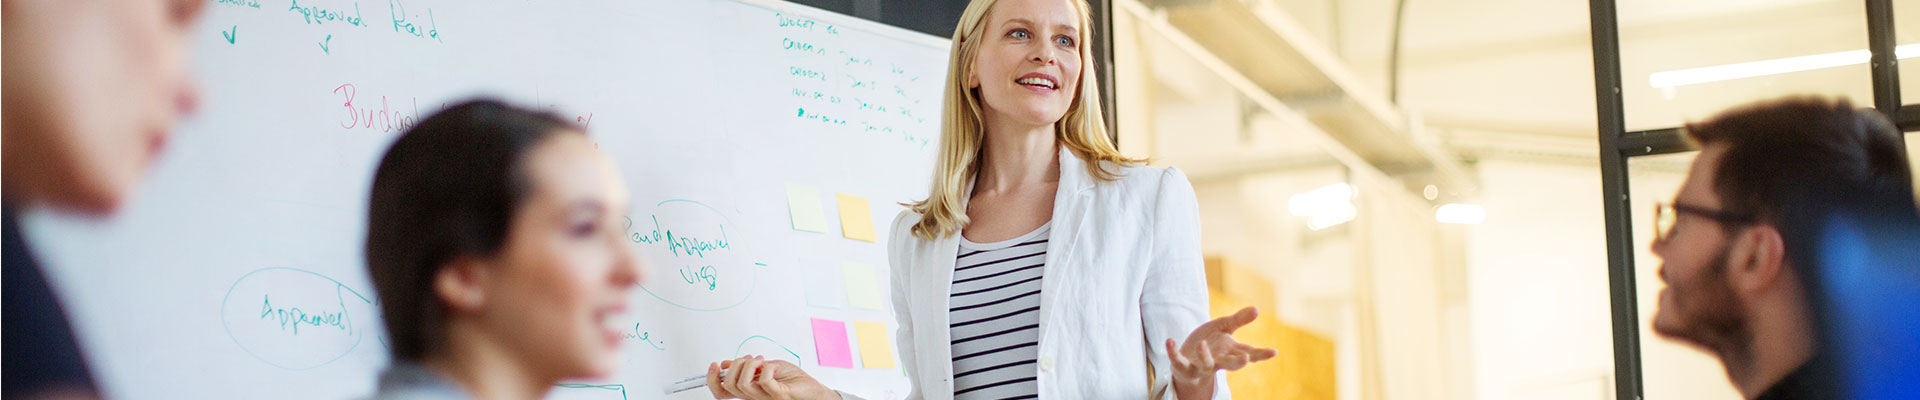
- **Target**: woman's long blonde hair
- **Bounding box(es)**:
[907,0,1139,240]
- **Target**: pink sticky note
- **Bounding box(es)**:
[811,318,854,368]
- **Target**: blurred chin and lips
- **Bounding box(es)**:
[1,0,202,215]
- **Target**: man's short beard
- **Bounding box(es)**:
[1655,248,1752,363]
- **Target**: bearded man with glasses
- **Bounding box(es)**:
[1646,96,1912,400]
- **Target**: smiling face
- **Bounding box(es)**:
[1,0,205,213]
[967,0,1084,129]
[1650,145,1749,353]
[478,132,644,380]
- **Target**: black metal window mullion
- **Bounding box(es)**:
[1587,0,1643,399]
[1865,0,1901,115]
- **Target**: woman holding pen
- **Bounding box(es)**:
[710,0,1276,398]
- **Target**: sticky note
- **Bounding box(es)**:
[810,318,853,368]
[837,193,877,242]
[842,262,883,310]
[854,321,895,369]
[786,185,828,233]
[802,260,846,309]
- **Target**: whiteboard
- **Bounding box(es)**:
[20,1,945,399]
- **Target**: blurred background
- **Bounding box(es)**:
[796,0,1920,399]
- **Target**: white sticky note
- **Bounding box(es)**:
[843,262,883,310]
[786,184,828,233]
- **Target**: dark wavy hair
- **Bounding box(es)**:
[364,99,577,361]
[1684,96,1911,231]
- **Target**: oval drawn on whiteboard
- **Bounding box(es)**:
[628,199,760,311]
[735,335,804,366]
[220,267,375,370]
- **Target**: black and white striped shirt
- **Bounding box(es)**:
[949,222,1050,400]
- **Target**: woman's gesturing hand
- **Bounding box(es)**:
[1165,307,1280,398]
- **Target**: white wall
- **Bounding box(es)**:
[1358,172,1457,400]
[1464,159,1617,400]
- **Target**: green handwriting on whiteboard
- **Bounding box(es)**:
[680,265,719,291]
[627,215,731,258]
[627,200,761,312]
[622,323,667,351]
[258,294,352,336]
[387,0,443,43]
[288,0,366,27]
[221,267,375,371]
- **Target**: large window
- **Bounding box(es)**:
[1900,0,1918,104]
[1619,0,1875,132]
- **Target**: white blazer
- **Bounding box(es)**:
[880,149,1228,400]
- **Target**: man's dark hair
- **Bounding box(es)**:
[1685,96,1911,232]
[364,99,576,361]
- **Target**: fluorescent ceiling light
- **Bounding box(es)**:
[1648,44,1918,89]
[1289,183,1356,231]
[1435,203,1485,225]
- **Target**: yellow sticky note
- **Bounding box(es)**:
[854,321,895,369]
[842,262,883,310]
[836,193,877,242]
[786,185,828,233]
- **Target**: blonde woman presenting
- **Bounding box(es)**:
[709,0,1275,398]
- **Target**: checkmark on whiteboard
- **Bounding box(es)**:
[222,25,237,44]
[318,34,332,54]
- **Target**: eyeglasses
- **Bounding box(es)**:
[1653,202,1755,243]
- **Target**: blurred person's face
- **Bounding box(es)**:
[968,0,1082,130]
[1650,145,1750,354]
[2,0,205,214]
[467,132,643,379]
